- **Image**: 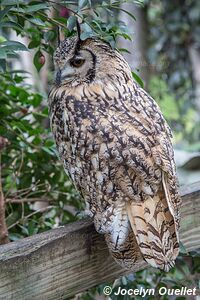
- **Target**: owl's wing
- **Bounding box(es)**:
[95,84,181,271]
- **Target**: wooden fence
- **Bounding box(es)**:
[0,181,200,300]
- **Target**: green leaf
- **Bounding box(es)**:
[110,5,136,20]
[1,0,24,5]
[42,146,55,156]
[33,50,44,72]
[119,33,132,41]
[60,1,77,4]
[33,112,47,120]
[10,7,25,13]
[0,6,12,21]
[18,225,29,236]
[0,48,7,59]
[179,241,188,254]
[80,22,93,40]
[0,21,23,31]
[0,36,6,43]
[28,18,46,27]
[132,71,144,88]
[28,40,41,49]
[0,58,6,71]
[67,15,77,32]
[118,48,131,54]
[78,0,88,9]
[0,41,28,52]
[25,3,50,13]
[31,94,43,107]
[9,233,23,241]
[80,31,94,40]
[91,20,103,32]
[6,52,20,59]
[44,31,55,42]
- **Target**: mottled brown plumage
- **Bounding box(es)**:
[48,35,181,271]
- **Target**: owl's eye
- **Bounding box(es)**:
[70,58,85,68]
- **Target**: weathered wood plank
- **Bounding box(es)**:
[0,182,200,300]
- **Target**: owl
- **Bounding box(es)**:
[48,27,181,272]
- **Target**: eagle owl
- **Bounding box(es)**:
[48,27,181,272]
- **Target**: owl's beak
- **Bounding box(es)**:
[55,69,61,85]
[55,66,75,85]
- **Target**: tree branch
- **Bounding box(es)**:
[0,137,10,245]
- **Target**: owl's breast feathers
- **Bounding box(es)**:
[48,79,181,272]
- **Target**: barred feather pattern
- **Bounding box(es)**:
[48,37,181,271]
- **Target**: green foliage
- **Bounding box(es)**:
[0,73,81,240]
[0,0,135,72]
[147,0,200,143]
[149,76,198,144]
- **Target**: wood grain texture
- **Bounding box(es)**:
[0,182,200,300]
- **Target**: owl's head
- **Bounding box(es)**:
[53,29,131,87]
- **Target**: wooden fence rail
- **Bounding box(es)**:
[0,181,200,300]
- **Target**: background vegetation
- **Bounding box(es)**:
[0,0,200,299]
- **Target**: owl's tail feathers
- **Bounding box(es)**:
[126,185,179,272]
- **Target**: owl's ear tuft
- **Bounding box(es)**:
[57,26,61,46]
[75,19,82,53]
[57,26,65,46]
[76,19,81,42]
